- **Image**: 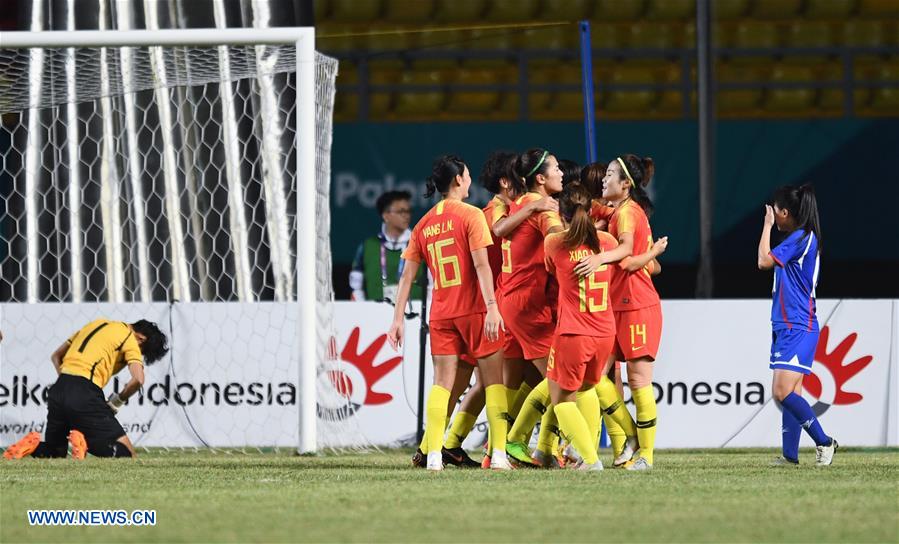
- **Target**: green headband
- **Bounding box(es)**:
[525,150,549,178]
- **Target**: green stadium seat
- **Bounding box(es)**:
[393,70,446,117]
[363,26,417,51]
[625,22,679,49]
[713,0,750,19]
[541,0,593,20]
[841,20,886,47]
[447,68,504,114]
[765,65,815,113]
[330,0,382,22]
[592,0,645,21]
[858,0,899,17]
[717,63,767,113]
[484,0,539,21]
[433,0,486,22]
[731,22,780,64]
[804,0,857,18]
[645,0,694,20]
[591,24,621,50]
[752,0,802,18]
[383,0,435,22]
[518,24,579,51]
[871,62,899,112]
[604,65,658,112]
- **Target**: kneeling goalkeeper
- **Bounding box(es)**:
[4,319,168,459]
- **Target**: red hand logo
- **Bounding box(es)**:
[805,326,873,406]
[340,327,403,405]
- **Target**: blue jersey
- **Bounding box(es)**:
[770,229,820,332]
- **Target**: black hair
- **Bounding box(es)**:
[772,184,822,249]
[615,154,655,216]
[375,190,412,215]
[559,183,600,254]
[558,159,581,187]
[513,147,552,190]
[479,150,522,196]
[131,319,169,365]
[580,162,608,200]
[425,155,467,198]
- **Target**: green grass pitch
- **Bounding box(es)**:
[2,448,897,543]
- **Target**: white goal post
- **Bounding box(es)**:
[0,28,329,453]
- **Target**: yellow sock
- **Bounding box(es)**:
[419,416,451,453]
[596,376,637,438]
[555,402,599,465]
[604,415,626,455]
[632,385,657,465]
[507,379,549,443]
[536,404,558,455]
[504,386,517,414]
[485,384,509,455]
[575,389,601,453]
[509,382,533,420]
[424,386,451,455]
[444,411,478,449]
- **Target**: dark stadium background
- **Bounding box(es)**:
[3,0,897,300]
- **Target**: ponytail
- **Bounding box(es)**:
[425,154,467,199]
[514,148,551,190]
[773,183,822,250]
[559,183,600,253]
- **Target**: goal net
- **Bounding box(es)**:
[0,29,368,452]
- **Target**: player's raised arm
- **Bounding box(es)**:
[757,205,776,270]
[492,196,558,239]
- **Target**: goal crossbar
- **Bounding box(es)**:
[0,27,320,454]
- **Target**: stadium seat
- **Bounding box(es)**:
[645,0,694,20]
[765,65,815,113]
[858,0,899,17]
[684,23,729,48]
[333,92,359,121]
[316,26,357,54]
[330,0,382,22]
[713,0,750,19]
[541,0,593,20]
[526,64,554,117]
[411,58,459,72]
[383,0,435,22]
[870,62,899,112]
[433,0,486,21]
[655,61,692,115]
[484,0,539,22]
[446,68,504,114]
[466,28,516,50]
[816,62,870,114]
[804,0,857,18]
[363,26,417,51]
[731,22,780,64]
[416,28,466,51]
[592,0,645,21]
[393,70,446,117]
[368,60,403,116]
[591,24,621,50]
[841,20,886,47]
[752,0,802,18]
[717,63,767,113]
[784,21,836,65]
[547,63,587,119]
[335,61,358,87]
[604,65,658,113]
[518,24,579,51]
[625,22,679,50]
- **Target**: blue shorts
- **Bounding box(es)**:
[769,328,819,375]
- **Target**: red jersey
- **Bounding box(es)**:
[591,199,660,310]
[403,199,494,320]
[544,230,618,337]
[482,195,509,290]
[501,192,563,297]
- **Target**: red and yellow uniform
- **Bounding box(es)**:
[591,199,662,361]
[61,320,144,389]
[498,192,563,360]
[544,231,617,391]
[403,199,501,358]
[483,195,524,359]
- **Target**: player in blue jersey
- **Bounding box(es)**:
[757,184,837,466]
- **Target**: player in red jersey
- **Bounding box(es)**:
[544,183,619,470]
[388,155,512,471]
[576,154,667,470]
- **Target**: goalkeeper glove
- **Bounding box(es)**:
[107,393,125,414]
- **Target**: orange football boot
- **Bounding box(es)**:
[3,431,41,459]
[68,430,87,460]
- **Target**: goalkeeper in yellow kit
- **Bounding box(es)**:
[3,319,168,459]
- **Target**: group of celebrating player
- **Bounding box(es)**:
[386,148,667,471]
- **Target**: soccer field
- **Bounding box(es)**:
[1,448,897,543]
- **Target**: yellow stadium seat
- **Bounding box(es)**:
[591,24,621,50]
[816,63,870,113]
[841,20,886,47]
[717,63,767,113]
[604,65,658,112]
[527,65,554,116]
[461,58,516,71]
[433,0,486,22]
[871,62,899,112]
[547,63,587,118]
[655,62,691,114]
[765,65,815,113]
[592,0,645,21]
[466,28,516,50]
[784,21,836,65]
[317,26,358,54]
[416,28,466,51]
[858,0,899,17]
[363,26,417,51]
[411,58,459,72]
[333,93,359,121]
[731,22,780,64]
[447,68,504,114]
[383,0,435,22]
[330,0,382,22]
[645,0,694,20]
[752,0,802,18]
[335,61,358,87]
[484,0,539,21]
[684,23,729,48]
[368,66,400,117]
[393,70,447,117]
[542,0,593,20]
[625,23,679,49]
[805,0,856,18]
[519,24,579,51]
[713,0,750,19]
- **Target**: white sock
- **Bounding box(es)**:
[426,451,442,470]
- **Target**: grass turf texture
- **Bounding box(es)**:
[1,448,897,543]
